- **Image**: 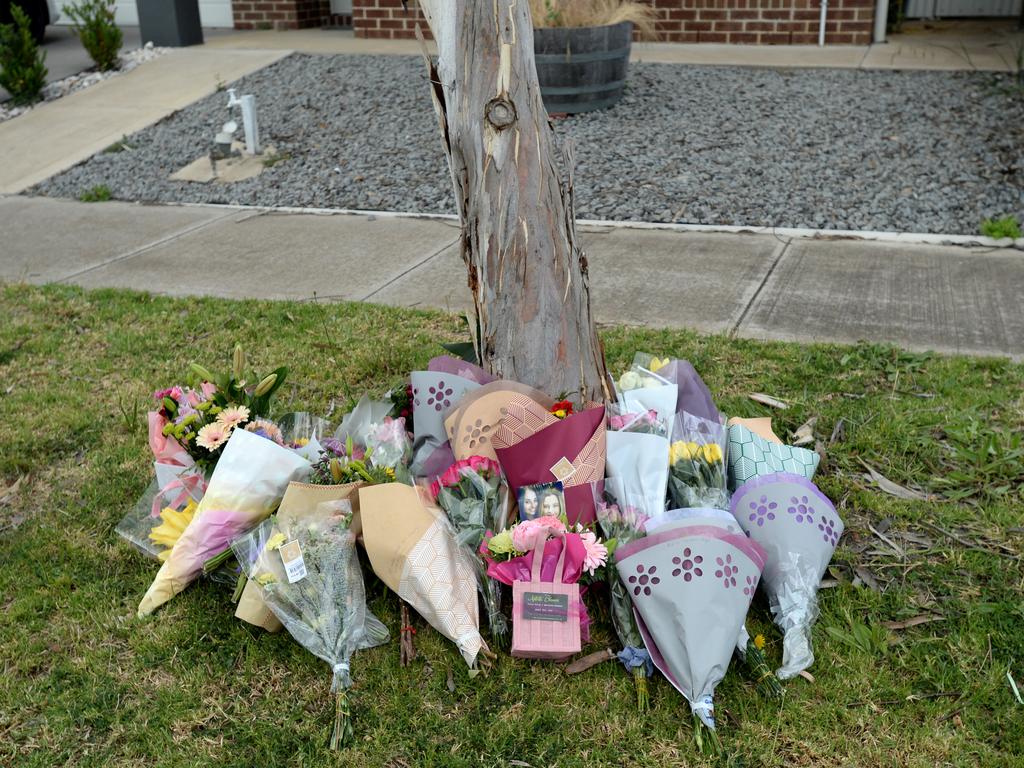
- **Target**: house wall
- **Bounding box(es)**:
[349,0,876,45]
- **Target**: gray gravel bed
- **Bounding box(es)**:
[31,53,1024,234]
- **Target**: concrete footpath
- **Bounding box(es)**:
[2,196,1021,360]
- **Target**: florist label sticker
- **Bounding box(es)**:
[279,540,307,583]
[522,592,569,622]
[549,457,576,483]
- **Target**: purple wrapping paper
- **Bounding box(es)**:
[660,359,721,425]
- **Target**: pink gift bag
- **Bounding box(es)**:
[511,531,582,660]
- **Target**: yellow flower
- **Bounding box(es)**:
[149,500,198,560]
[701,443,723,464]
[265,532,286,551]
[754,634,766,651]
[669,441,692,465]
[649,357,670,372]
[255,573,276,586]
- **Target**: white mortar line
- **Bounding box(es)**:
[165,200,1023,251]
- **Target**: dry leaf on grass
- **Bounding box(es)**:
[882,614,945,630]
[564,648,614,675]
[792,416,817,446]
[0,476,26,506]
[859,460,929,501]
[853,566,881,592]
[749,393,788,409]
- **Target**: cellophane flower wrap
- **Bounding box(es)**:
[594,486,653,711]
[136,428,310,617]
[431,456,511,646]
[231,500,388,749]
[668,412,729,511]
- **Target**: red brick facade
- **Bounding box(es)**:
[349,0,875,45]
[232,0,333,31]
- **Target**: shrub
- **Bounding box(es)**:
[980,215,1022,240]
[63,0,122,72]
[0,5,48,107]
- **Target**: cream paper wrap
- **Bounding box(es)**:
[359,482,486,667]
[137,428,310,617]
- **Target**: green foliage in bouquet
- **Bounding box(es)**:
[0,5,47,106]
[156,344,288,472]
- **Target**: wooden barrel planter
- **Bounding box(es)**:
[533,21,632,115]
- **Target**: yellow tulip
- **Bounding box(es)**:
[148,501,197,555]
[649,357,670,372]
[701,443,723,464]
[669,441,692,464]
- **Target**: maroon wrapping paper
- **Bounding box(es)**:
[493,406,606,526]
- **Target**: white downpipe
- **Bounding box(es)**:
[873,0,888,43]
[818,0,829,47]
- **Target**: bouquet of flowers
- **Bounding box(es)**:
[431,456,512,647]
[481,514,608,644]
[667,412,729,510]
[615,360,678,439]
[308,419,411,487]
[631,353,721,424]
[137,427,311,616]
[595,492,653,711]
[606,405,666,436]
[152,345,288,473]
[731,473,844,679]
[231,499,388,749]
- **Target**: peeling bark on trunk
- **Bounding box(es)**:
[417,0,611,403]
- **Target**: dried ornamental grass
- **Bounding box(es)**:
[529,0,658,37]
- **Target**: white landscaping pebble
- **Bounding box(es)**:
[28,53,1024,235]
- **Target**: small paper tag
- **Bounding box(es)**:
[522,591,568,622]
[279,540,307,583]
[549,457,576,482]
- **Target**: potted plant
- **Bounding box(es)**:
[530,0,657,114]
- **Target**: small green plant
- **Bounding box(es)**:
[102,136,133,153]
[261,152,290,168]
[980,215,1022,240]
[79,184,112,202]
[0,5,48,107]
[63,0,122,72]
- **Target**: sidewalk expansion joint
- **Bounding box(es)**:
[56,209,239,284]
[730,237,790,338]
[360,236,461,302]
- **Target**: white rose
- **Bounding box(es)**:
[618,371,641,391]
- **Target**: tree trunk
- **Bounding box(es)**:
[416,0,611,404]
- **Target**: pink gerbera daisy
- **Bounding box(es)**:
[216,405,251,428]
[579,531,608,575]
[196,422,232,451]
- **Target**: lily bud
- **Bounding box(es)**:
[232,344,245,380]
[253,373,277,397]
[330,457,343,483]
[190,363,215,382]
[162,397,177,414]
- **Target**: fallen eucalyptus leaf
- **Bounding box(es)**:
[882,614,944,630]
[798,670,816,683]
[859,460,929,501]
[749,393,788,410]
[565,648,614,675]
[853,566,881,591]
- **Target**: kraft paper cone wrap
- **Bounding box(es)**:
[444,381,555,462]
[359,483,485,667]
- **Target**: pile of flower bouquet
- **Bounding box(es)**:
[117,347,842,755]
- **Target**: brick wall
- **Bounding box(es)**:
[353,0,430,39]
[233,0,332,31]
[350,0,874,45]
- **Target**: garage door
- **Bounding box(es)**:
[108,1,235,28]
[905,0,1023,16]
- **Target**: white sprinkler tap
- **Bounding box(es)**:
[225,87,261,155]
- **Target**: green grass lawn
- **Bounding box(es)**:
[1,283,1022,767]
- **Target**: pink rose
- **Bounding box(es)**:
[511,515,566,552]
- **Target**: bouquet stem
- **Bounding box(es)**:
[202,545,234,575]
[632,666,649,713]
[329,689,353,750]
[231,570,247,604]
[399,600,417,666]
[743,639,784,701]
[691,714,722,757]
